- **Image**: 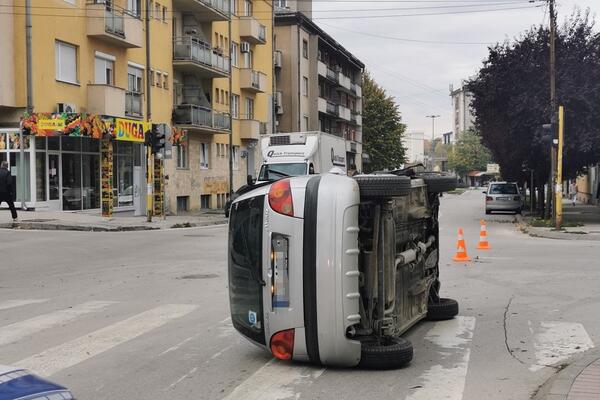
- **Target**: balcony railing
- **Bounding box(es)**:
[240,69,267,93]
[200,0,230,15]
[239,16,266,44]
[125,91,143,117]
[173,37,230,74]
[86,0,142,48]
[326,67,338,83]
[173,104,231,132]
[326,101,338,116]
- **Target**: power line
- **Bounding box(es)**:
[319,21,495,45]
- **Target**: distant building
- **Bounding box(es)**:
[450,83,475,139]
[403,131,425,164]
[274,0,312,18]
[442,131,453,145]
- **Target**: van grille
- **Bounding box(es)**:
[270,135,290,146]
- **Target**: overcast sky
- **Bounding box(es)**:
[311,0,599,137]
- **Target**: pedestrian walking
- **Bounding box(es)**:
[569,180,578,206]
[0,161,18,221]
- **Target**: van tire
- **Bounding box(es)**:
[358,337,413,369]
[420,174,457,193]
[354,175,411,199]
[426,298,459,321]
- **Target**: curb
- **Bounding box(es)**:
[0,219,228,232]
[517,217,600,241]
[533,351,600,400]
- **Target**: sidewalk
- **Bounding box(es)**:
[0,209,228,231]
[520,204,600,241]
[536,351,600,400]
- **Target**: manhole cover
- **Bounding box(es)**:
[178,274,219,280]
[22,219,57,223]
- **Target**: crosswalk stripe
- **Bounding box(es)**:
[529,321,595,372]
[16,303,198,377]
[0,301,115,347]
[0,299,48,311]
[406,316,476,400]
[223,358,325,400]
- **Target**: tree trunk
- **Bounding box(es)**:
[537,184,545,217]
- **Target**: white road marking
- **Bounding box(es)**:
[529,321,594,372]
[0,301,115,346]
[16,303,198,377]
[168,366,198,389]
[223,358,326,400]
[406,316,476,400]
[0,299,48,311]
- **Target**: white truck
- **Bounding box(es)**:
[257,131,348,182]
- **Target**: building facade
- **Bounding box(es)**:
[0,0,273,214]
[273,0,312,18]
[274,12,364,171]
[402,131,425,164]
[449,83,475,140]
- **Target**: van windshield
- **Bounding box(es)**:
[258,163,307,181]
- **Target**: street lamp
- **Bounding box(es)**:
[426,115,441,171]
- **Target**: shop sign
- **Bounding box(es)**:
[115,118,149,142]
[203,177,228,194]
[38,119,66,130]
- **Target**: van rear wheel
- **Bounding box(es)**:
[419,174,458,193]
[354,175,411,199]
[358,337,413,369]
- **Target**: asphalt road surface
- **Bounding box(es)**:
[1,189,599,400]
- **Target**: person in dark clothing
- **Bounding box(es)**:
[0,161,18,221]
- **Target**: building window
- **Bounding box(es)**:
[302,76,308,96]
[232,94,240,118]
[163,74,168,89]
[155,71,162,87]
[215,88,220,104]
[176,142,188,169]
[244,49,253,69]
[302,39,308,58]
[221,90,225,104]
[200,143,210,169]
[201,195,211,209]
[55,41,77,84]
[231,42,238,67]
[162,6,167,22]
[127,0,142,17]
[303,116,309,131]
[94,53,114,85]
[275,0,287,7]
[245,98,254,119]
[176,196,189,214]
[155,2,161,19]
[232,146,239,170]
[148,0,153,17]
[244,0,252,16]
[231,0,238,15]
[225,91,229,105]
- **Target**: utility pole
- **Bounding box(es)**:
[20,0,33,211]
[555,106,564,229]
[145,0,153,222]
[426,115,440,171]
[547,0,557,220]
[228,15,233,198]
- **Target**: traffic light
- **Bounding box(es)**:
[144,129,154,148]
[151,124,166,155]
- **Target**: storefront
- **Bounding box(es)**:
[1,114,148,214]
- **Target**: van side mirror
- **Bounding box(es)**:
[482,191,487,194]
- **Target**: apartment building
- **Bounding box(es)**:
[402,131,425,164]
[273,0,312,18]
[449,82,475,140]
[0,0,273,214]
[274,12,364,170]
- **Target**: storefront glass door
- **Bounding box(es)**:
[47,153,61,210]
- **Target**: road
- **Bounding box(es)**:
[1,189,599,400]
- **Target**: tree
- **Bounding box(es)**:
[467,10,600,183]
[362,71,407,172]
[447,130,492,177]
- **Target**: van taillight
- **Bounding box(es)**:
[269,179,294,216]
[486,196,493,202]
[270,329,295,360]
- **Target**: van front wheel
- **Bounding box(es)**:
[426,298,459,321]
[358,337,413,369]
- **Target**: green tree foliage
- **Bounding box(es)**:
[448,130,492,177]
[362,71,406,172]
[467,10,600,182]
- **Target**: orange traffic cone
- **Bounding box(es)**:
[453,228,471,262]
[477,220,491,250]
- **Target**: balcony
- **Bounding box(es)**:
[337,72,352,93]
[173,37,230,78]
[338,104,351,121]
[274,50,282,69]
[240,69,267,93]
[86,1,143,48]
[351,82,362,97]
[318,97,338,117]
[87,84,125,117]
[238,119,260,140]
[173,104,231,134]
[125,91,143,118]
[351,111,362,126]
[239,16,266,45]
[171,0,229,21]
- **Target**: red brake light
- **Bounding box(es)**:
[486,196,493,202]
[270,329,295,360]
[269,179,294,216]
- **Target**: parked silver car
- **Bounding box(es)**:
[484,182,523,214]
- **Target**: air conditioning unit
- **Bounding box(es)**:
[184,28,198,36]
[57,103,77,113]
[275,106,283,115]
[240,42,251,53]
